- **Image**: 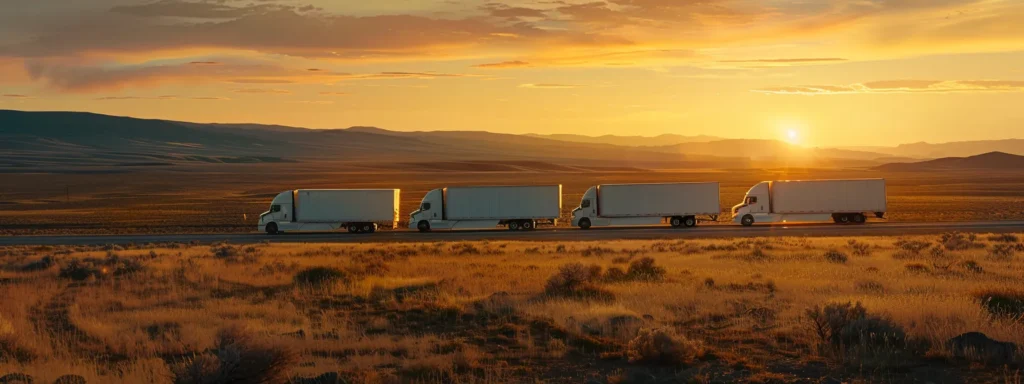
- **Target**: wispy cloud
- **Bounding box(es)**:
[752,80,1024,95]
[95,95,229,101]
[718,58,847,64]
[519,83,585,89]
[233,88,292,94]
[472,61,531,69]
[3,94,32,98]
[319,91,348,96]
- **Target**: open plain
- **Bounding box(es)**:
[1,165,1023,236]
[1,233,1023,383]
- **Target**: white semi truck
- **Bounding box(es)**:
[732,179,886,226]
[410,185,562,231]
[258,189,400,234]
[571,182,720,229]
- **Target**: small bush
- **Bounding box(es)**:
[989,244,1016,261]
[854,280,885,294]
[544,263,614,301]
[824,249,848,264]
[904,263,929,273]
[974,289,1024,320]
[940,232,982,251]
[581,246,615,257]
[626,257,666,281]
[987,234,1019,243]
[847,240,872,256]
[893,239,931,254]
[58,255,145,281]
[20,255,55,272]
[603,267,628,282]
[449,243,481,255]
[173,326,298,384]
[293,267,348,287]
[805,301,919,364]
[626,328,704,365]
[959,260,983,273]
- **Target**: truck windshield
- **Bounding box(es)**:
[421,203,431,210]
[581,200,591,208]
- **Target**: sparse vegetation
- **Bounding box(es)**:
[0,234,1022,382]
[823,249,848,264]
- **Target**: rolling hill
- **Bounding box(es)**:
[525,133,723,146]
[875,152,1024,171]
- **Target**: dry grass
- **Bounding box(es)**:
[0,233,1022,382]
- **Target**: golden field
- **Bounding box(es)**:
[1,164,1023,235]
[1,233,1022,383]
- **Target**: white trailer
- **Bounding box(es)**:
[410,185,562,231]
[571,182,720,229]
[258,189,400,234]
[732,179,886,226]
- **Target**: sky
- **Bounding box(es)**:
[1,0,1023,146]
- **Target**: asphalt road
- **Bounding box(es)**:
[2,221,1023,246]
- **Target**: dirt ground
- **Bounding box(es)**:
[0,233,1022,383]
[1,163,1022,236]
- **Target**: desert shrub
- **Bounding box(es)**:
[904,263,929,273]
[959,260,983,273]
[293,267,348,287]
[544,263,614,301]
[989,244,1016,261]
[805,302,920,364]
[747,246,770,262]
[449,243,481,255]
[603,267,628,282]
[626,328,704,365]
[987,234,1019,243]
[854,280,885,294]
[611,256,631,264]
[824,249,848,264]
[940,232,983,251]
[703,278,715,288]
[20,255,55,272]
[58,255,145,281]
[974,289,1024,320]
[847,240,872,256]
[893,239,931,254]
[0,314,37,362]
[581,246,615,257]
[211,243,259,263]
[929,247,946,258]
[626,257,666,281]
[173,326,297,384]
[554,244,568,253]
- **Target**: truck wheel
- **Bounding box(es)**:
[347,224,360,233]
[522,220,534,231]
[683,216,697,228]
[837,214,851,224]
[741,215,754,227]
[361,223,374,232]
[670,216,683,228]
[578,218,592,230]
[852,214,866,224]
[508,221,520,231]
[416,221,431,232]
[266,223,278,235]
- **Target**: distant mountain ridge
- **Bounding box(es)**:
[525,133,723,146]
[1,109,1018,172]
[875,152,1024,171]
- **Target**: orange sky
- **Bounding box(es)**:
[1,0,1023,146]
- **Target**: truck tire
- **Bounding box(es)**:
[836,214,851,224]
[578,218,592,230]
[361,223,374,233]
[741,215,754,227]
[852,213,866,224]
[266,223,279,235]
[508,221,520,231]
[683,216,697,228]
[670,216,683,228]
[347,224,360,233]
[416,221,431,232]
[521,220,534,230]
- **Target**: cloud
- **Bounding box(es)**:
[95,95,228,100]
[110,0,294,19]
[718,58,847,64]
[472,60,530,68]
[481,4,547,19]
[319,91,348,96]
[519,83,585,89]
[189,61,221,65]
[752,80,1024,95]
[288,100,334,105]
[3,94,32,98]
[233,88,292,94]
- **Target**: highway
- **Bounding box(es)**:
[1,221,1023,246]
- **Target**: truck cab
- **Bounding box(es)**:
[409,188,444,231]
[258,191,293,233]
[732,182,770,217]
[571,187,598,227]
